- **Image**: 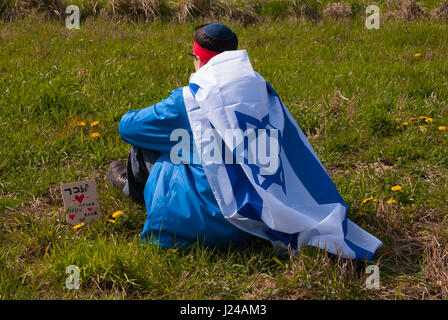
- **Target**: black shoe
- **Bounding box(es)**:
[108,161,127,191]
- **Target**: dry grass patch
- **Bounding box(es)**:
[400,0,426,20]
[14,0,66,19]
[5,192,66,222]
[421,236,448,298]
[290,0,321,22]
[371,203,424,271]
[226,7,258,26]
[106,0,169,21]
[175,0,229,23]
[248,247,369,299]
[431,0,448,20]
[385,0,426,21]
[2,0,446,22]
[322,2,352,19]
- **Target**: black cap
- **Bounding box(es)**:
[194,23,238,53]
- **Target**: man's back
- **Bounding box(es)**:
[118,87,247,248]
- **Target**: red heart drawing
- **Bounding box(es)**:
[88,208,92,211]
[69,214,75,220]
[74,194,84,203]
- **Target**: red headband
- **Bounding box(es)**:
[193,40,220,64]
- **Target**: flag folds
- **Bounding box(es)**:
[182,50,382,260]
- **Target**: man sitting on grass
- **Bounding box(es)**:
[109,23,382,259]
[109,23,248,248]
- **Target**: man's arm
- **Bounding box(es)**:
[118,88,189,154]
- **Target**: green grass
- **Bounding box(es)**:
[1,15,448,299]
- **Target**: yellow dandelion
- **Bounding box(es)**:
[386,199,397,204]
[419,116,427,120]
[73,222,85,230]
[414,53,421,57]
[419,125,427,132]
[410,117,417,121]
[107,219,116,224]
[91,132,100,138]
[439,126,447,131]
[112,210,123,218]
[362,197,374,204]
[91,121,100,127]
[77,121,86,127]
[359,212,366,216]
[391,185,402,192]
[395,117,400,121]
[401,122,409,126]
[396,125,401,129]
[425,117,434,123]
[178,55,183,60]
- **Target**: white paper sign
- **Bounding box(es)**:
[61,180,101,225]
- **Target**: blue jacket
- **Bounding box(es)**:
[118,87,247,248]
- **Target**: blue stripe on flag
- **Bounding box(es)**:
[345,239,374,260]
[266,229,299,250]
[189,83,200,97]
[225,164,264,222]
[267,81,347,207]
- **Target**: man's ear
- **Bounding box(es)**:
[194,57,206,71]
[199,59,206,68]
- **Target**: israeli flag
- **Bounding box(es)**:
[183,50,382,260]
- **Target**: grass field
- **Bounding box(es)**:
[1,7,448,299]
